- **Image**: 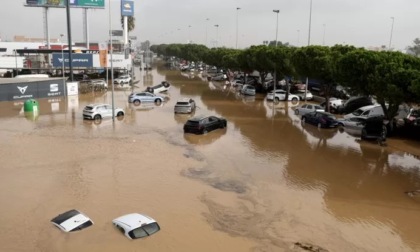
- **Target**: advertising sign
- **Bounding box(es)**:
[98,42,108,67]
[121,0,134,16]
[1,79,65,101]
[111,30,123,37]
[25,0,105,8]
[52,53,93,68]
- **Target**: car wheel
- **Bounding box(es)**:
[317,122,322,128]
[117,112,124,117]
[274,97,280,103]
[133,100,141,106]
[291,97,298,102]
[155,99,162,105]
[94,114,101,120]
[295,109,299,115]
[301,117,306,124]
[203,129,208,134]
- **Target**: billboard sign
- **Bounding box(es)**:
[111,30,123,37]
[52,53,93,68]
[121,0,134,16]
[25,0,105,8]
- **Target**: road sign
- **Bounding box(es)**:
[25,0,105,9]
[111,30,123,37]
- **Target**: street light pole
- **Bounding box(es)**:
[305,0,313,102]
[273,10,279,47]
[389,17,395,51]
[273,10,279,101]
[60,34,65,80]
[188,25,192,43]
[214,24,219,47]
[236,7,240,49]
[297,29,300,46]
[205,18,209,47]
[322,24,326,46]
[109,0,115,121]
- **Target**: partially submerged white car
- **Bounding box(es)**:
[51,209,94,232]
[113,213,160,239]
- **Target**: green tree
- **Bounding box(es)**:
[406,38,420,57]
[292,46,336,110]
[337,50,420,120]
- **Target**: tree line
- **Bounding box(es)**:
[150,43,420,120]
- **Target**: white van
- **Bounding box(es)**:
[343,104,384,119]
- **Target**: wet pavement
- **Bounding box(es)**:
[1,62,420,251]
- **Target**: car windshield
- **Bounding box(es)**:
[128,223,160,239]
[176,102,189,105]
[352,109,364,116]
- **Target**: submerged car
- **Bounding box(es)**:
[114,75,131,85]
[294,90,314,101]
[183,115,227,134]
[361,115,388,142]
[240,84,256,96]
[174,98,196,114]
[113,213,160,240]
[266,90,299,102]
[83,103,125,120]
[51,209,94,232]
[128,92,164,106]
[301,111,339,128]
[294,104,324,116]
[146,81,171,93]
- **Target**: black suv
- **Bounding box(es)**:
[183,115,227,134]
[336,96,373,114]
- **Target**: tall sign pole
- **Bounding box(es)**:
[65,0,73,81]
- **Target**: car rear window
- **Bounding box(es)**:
[176,102,189,105]
[186,120,200,125]
[84,106,94,111]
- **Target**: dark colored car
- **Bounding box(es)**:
[301,111,339,128]
[183,115,227,134]
[361,115,388,142]
[336,96,373,114]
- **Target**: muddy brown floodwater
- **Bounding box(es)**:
[1,62,420,252]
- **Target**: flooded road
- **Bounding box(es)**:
[1,62,420,251]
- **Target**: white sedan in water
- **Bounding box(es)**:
[83,103,125,120]
[266,90,299,102]
[113,213,161,240]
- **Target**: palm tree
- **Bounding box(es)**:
[121,16,135,33]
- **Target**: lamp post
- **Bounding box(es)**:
[304,0,313,102]
[205,18,209,46]
[236,7,241,49]
[60,34,65,80]
[188,25,192,43]
[389,17,395,50]
[109,0,115,121]
[273,10,279,47]
[322,24,326,46]
[214,24,219,47]
[273,10,279,101]
[297,29,300,46]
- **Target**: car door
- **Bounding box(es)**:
[146,93,154,102]
[207,117,216,130]
[306,104,313,114]
[102,105,112,118]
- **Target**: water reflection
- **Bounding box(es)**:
[183,128,227,145]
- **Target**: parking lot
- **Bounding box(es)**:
[1,64,420,251]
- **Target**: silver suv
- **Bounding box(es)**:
[174,98,196,114]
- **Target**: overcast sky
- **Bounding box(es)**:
[1,0,420,51]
